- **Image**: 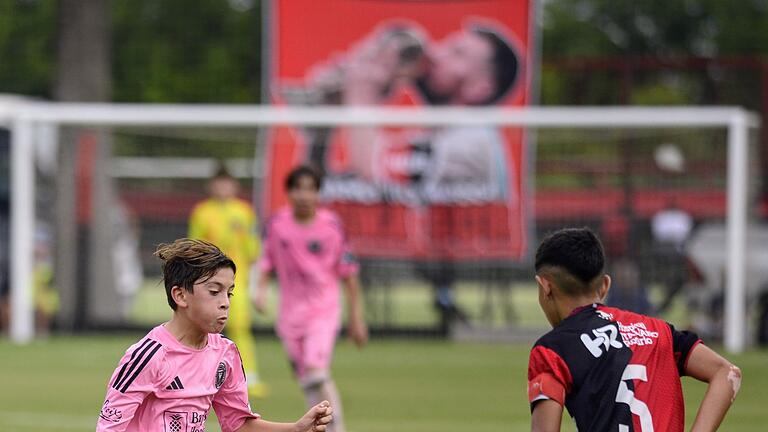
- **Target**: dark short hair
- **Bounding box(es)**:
[285,165,323,191]
[535,228,605,296]
[212,161,234,180]
[155,238,236,310]
[472,26,519,105]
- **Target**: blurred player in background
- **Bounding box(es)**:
[188,163,268,398]
[96,238,333,431]
[528,228,740,432]
[253,165,368,432]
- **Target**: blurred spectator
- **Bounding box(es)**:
[651,200,693,314]
[606,257,651,315]
[33,223,58,336]
[652,200,693,251]
[111,203,143,318]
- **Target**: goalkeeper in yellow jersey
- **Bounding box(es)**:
[188,163,269,398]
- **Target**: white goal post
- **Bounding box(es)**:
[0,100,760,353]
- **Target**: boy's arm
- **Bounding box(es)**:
[97,341,165,431]
[684,343,741,432]
[251,223,274,314]
[251,266,272,314]
[236,402,333,432]
[531,399,563,432]
[342,275,368,347]
[527,344,571,432]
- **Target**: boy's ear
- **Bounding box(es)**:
[171,285,189,309]
[536,275,553,298]
[598,274,611,301]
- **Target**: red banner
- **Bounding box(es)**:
[264,0,534,260]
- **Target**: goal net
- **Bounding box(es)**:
[1,102,761,352]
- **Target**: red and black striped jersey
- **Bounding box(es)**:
[528,303,701,432]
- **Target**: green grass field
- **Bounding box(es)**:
[1,335,767,431]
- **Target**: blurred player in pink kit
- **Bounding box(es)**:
[253,165,368,432]
[96,238,333,432]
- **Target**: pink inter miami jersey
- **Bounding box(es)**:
[97,324,259,432]
[259,207,358,334]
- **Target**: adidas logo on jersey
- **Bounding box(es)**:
[166,376,184,390]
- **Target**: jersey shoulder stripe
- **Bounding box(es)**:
[111,338,153,390]
[111,338,163,393]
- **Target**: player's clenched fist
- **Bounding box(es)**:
[294,401,333,432]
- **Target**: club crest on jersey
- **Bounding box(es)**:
[581,324,624,358]
[307,240,322,254]
[215,362,227,389]
[596,310,613,320]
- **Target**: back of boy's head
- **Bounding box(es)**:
[284,165,323,191]
[155,238,236,310]
[535,227,605,296]
[212,161,234,180]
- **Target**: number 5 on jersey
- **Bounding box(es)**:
[616,364,653,432]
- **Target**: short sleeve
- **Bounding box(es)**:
[336,248,359,279]
[212,345,260,432]
[527,345,573,411]
[668,323,701,376]
[333,218,358,278]
[97,338,166,431]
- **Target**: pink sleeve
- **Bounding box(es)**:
[257,220,275,274]
[336,247,359,278]
[212,345,260,432]
[334,220,358,278]
[97,338,166,431]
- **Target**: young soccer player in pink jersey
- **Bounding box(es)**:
[253,166,368,432]
[97,238,333,432]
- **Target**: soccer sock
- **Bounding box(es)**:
[301,372,345,432]
[321,379,345,432]
[300,370,328,407]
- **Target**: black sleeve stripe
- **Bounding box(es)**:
[118,342,162,393]
[112,338,153,389]
[113,339,157,391]
[667,322,701,375]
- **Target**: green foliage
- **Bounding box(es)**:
[541,0,768,106]
[542,0,768,57]
[111,0,262,103]
[0,0,56,98]
[0,0,262,102]
[3,0,768,104]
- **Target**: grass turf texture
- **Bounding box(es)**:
[1,336,766,431]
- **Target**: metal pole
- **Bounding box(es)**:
[10,116,35,343]
[725,112,749,353]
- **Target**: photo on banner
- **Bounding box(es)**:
[263,0,535,260]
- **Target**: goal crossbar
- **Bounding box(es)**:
[1,101,759,353]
